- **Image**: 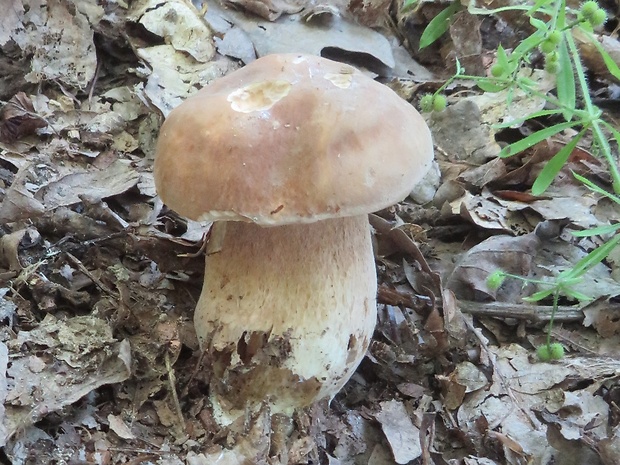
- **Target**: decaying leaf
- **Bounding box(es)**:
[2,315,131,447]
[11,0,99,90]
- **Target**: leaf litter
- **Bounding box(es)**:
[0,0,619,464]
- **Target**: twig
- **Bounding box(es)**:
[65,252,119,297]
[165,351,186,432]
[457,300,584,322]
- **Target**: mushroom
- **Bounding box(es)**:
[154,54,433,421]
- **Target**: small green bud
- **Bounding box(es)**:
[432,94,447,112]
[540,39,557,54]
[536,342,564,362]
[545,60,561,74]
[490,64,505,78]
[537,345,551,361]
[545,50,559,63]
[537,343,565,361]
[545,61,560,74]
[420,94,434,113]
[486,271,506,290]
[547,30,562,45]
[590,8,607,26]
[548,343,565,359]
[581,0,599,17]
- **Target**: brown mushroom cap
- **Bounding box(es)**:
[154,53,433,225]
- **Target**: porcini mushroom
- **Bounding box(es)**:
[154,54,433,420]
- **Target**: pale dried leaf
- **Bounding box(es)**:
[216,3,395,71]
[17,0,99,89]
[137,45,237,116]
[34,159,140,208]
[375,400,421,464]
[137,0,215,62]
[0,0,23,46]
[2,316,131,447]
[224,0,305,20]
[107,414,135,440]
[429,100,502,164]
[0,165,45,223]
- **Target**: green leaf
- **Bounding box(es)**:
[523,288,555,302]
[572,223,620,237]
[419,1,462,50]
[556,38,576,121]
[401,0,417,12]
[476,80,511,92]
[527,0,555,15]
[562,289,592,302]
[496,44,510,69]
[563,234,620,279]
[531,129,585,195]
[492,109,563,129]
[499,120,579,158]
[513,31,546,58]
[572,171,620,205]
[579,29,620,81]
[469,4,532,14]
[529,16,549,32]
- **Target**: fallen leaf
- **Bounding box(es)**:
[0,92,47,142]
[374,400,421,464]
[34,159,140,208]
[107,414,135,440]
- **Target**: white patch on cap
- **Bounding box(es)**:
[228,80,292,113]
[324,71,353,89]
[292,56,306,64]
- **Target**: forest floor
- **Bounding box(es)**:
[1,0,620,464]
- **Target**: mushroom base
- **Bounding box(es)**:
[195,215,377,416]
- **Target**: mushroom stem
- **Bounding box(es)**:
[195,215,377,416]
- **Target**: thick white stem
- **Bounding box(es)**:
[195,215,377,415]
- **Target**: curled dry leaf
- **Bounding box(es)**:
[224,0,305,21]
[0,227,40,271]
[136,0,215,62]
[0,92,47,142]
[217,3,396,72]
[0,165,45,223]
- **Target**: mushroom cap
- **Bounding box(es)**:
[154,53,433,225]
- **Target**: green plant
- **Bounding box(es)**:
[412,0,620,357]
[485,196,620,360]
[410,0,620,193]
[486,229,620,360]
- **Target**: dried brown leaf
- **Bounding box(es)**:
[0,93,47,142]
[446,232,541,302]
